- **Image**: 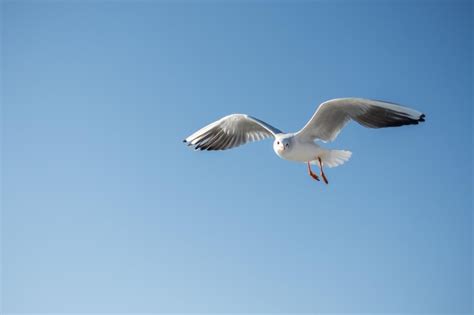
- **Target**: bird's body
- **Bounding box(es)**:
[274,134,317,162]
[184,98,425,184]
[273,134,325,162]
[273,133,353,170]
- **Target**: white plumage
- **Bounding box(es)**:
[184,114,281,150]
[184,98,425,184]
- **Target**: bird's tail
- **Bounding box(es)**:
[311,149,352,168]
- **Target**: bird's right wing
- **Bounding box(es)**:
[184,114,282,151]
[296,98,425,142]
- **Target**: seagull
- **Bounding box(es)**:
[184,98,425,184]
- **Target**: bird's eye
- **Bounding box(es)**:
[286,143,289,147]
[277,141,280,144]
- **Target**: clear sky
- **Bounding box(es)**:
[1,0,472,313]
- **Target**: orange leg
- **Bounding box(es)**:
[318,157,329,184]
[307,162,320,181]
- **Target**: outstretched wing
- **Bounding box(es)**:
[296,98,425,142]
[184,114,282,151]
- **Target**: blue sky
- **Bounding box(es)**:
[1,0,472,313]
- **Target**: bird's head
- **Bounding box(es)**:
[273,136,291,154]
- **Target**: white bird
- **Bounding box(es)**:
[184,98,425,184]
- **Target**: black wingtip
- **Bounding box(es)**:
[183,139,187,143]
[419,113,426,122]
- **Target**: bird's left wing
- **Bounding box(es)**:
[184,114,282,151]
[295,98,425,142]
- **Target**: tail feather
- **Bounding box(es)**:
[311,149,352,168]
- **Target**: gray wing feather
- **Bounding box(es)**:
[184,114,282,151]
[296,98,425,142]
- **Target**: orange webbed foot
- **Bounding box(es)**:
[307,162,320,181]
[318,157,329,185]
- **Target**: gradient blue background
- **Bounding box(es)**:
[1,0,472,313]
